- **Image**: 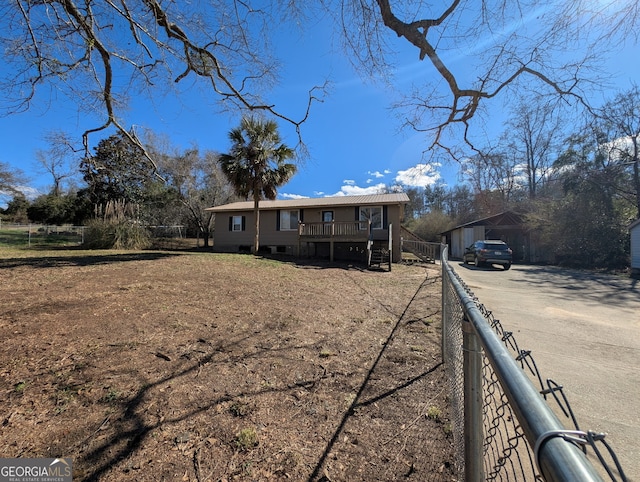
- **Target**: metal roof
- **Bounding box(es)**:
[441,211,524,233]
[206,193,410,212]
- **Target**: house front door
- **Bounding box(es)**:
[322,211,334,235]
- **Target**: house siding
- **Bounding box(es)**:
[215,213,254,251]
[209,194,407,261]
[631,220,640,276]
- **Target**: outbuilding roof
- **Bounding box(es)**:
[441,211,524,234]
[206,193,410,212]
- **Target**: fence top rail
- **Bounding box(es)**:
[0,224,85,229]
[442,248,604,482]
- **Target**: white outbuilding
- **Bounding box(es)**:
[631,218,640,277]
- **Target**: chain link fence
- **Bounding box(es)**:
[0,224,85,247]
[441,246,628,482]
[0,224,203,250]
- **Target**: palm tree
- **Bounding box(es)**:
[219,116,296,254]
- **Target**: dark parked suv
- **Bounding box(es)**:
[463,240,513,270]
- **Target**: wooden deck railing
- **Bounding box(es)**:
[401,238,439,263]
[298,220,371,238]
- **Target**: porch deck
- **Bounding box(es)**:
[298,220,375,263]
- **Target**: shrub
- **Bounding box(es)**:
[83,219,150,249]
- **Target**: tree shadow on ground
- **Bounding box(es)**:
[257,253,389,272]
[458,262,510,272]
[509,265,640,304]
[76,333,322,481]
[307,273,444,481]
[0,251,183,269]
[64,261,447,481]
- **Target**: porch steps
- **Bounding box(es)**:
[400,226,438,264]
[369,247,391,270]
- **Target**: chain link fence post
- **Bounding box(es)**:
[463,314,484,482]
[441,247,448,364]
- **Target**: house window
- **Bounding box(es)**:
[231,215,244,232]
[279,210,299,230]
[359,206,382,230]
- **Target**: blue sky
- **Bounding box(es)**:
[0,5,638,205]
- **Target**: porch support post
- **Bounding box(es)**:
[388,223,393,270]
[329,220,335,262]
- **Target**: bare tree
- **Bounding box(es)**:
[503,102,563,198]
[157,148,237,247]
[463,151,520,204]
[334,0,639,152]
[0,161,27,199]
[35,131,79,196]
[594,85,640,218]
[1,1,324,165]
[2,0,638,161]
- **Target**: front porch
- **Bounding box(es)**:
[298,220,392,269]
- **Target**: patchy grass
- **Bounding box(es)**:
[235,427,259,452]
[0,227,83,248]
[0,247,454,481]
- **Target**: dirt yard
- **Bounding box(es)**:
[0,248,455,481]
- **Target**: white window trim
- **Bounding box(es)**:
[359,206,383,230]
[232,215,243,232]
[279,209,300,231]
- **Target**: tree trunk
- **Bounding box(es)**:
[253,194,260,254]
[196,221,210,248]
[633,136,640,219]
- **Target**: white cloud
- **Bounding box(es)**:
[280,193,309,200]
[395,163,441,187]
[367,170,385,178]
[0,186,41,200]
[342,179,355,185]
[333,183,387,196]
[600,134,639,162]
[0,186,42,209]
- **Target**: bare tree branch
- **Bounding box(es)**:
[2,0,637,166]
[1,0,327,168]
[336,0,639,155]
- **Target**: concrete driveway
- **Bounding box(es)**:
[453,262,640,481]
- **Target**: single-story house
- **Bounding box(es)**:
[630,218,640,277]
[206,193,410,264]
[440,211,538,262]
